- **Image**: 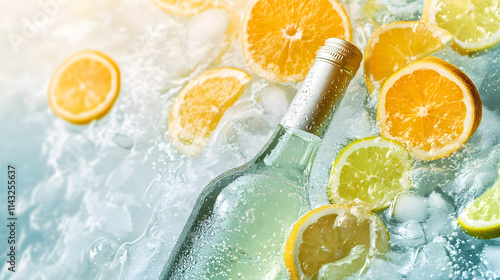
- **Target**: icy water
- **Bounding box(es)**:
[1,0,500,279]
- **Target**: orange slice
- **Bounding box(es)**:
[364,21,452,95]
[377,57,482,161]
[242,0,352,82]
[284,205,390,280]
[168,68,251,156]
[153,0,211,16]
[48,50,120,125]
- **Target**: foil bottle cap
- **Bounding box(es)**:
[317,38,363,74]
[280,38,362,137]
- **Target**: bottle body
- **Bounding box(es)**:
[161,125,321,279]
[160,38,363,280]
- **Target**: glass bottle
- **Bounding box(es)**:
[160,38,363,280]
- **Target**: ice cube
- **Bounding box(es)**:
[406,241,452,280]
[390,220,426,248]
[410,165,454,196]
[466,108,500,159]
[385,249,417,275]
[143,179,202,253]
[256,85,291,116]
[423,192,455,239]
[187,8,228,48]
[31,174,65,206]
[88,237,119,267]
[119,237,170,280]
[112,133,134,150]
[391,193,429,223]
[214,102,275,160]
[49,215,98,277]
[447,146,500,210]
[479,56,500,111]
[186,8,229,67]
[361,256,402,280]
[376,0,423,22]
[85,193,133,237]
[481,245,500,278]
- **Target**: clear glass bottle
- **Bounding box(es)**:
[160,38,363,280]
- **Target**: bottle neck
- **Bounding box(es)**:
[280,53,355,138]
[253,125,321,183]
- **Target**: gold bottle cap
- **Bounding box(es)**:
[316,38,362,75]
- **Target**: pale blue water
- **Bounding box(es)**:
[1,0,500,279]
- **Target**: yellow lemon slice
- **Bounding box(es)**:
[377,56,482,161]
[241,0,352,82]
[284,205,390,280]
[168,68,251,156]
[48,50,120,125]
[327,137,412,211]
[423,0,500,53]
[457,168,500,239]
[153,0,211,16]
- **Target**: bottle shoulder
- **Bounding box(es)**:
[199,164,306,199]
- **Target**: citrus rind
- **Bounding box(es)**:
[377,57,481,161]
[327,137,412,211]
[457,177,500,239]
[423,0,500,53]
[48,50,120,125]
[168,67,251,156]
[241,0,352,82]
[364,21,452,95]
[152,0,212,16]
[284,204,390,280]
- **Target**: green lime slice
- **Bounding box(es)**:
[327,136,412,211]
[457,174,500,239]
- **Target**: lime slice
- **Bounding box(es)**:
[457,173,500,239]
[327,137,412,211]
[423,0,500,53]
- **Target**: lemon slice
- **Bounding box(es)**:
[241,0,351,82]
[48,50,120,124]
[457,170,500,239]
[168,68,251,156]
[284,205,390,280]
[377,57,482,161]
[327,137,412,211]
[364,21,452,95]
[153,0,211,16]
[423,0,500,53]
